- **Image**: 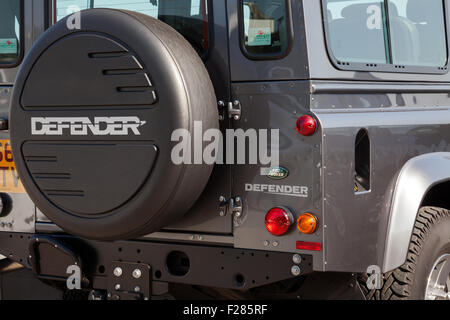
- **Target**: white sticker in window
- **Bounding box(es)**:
[248,19,273,46]
[0,38,18,54]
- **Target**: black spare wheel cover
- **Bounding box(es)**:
[10,9,218,240]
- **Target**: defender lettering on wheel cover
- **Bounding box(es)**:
[31,116,147,136]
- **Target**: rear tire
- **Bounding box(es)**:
[359,206,450,300]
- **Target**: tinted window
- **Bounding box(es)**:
[0,0,21,65]
[325,0,390,64]
[388,0,447,67]
[242,0,290,56]
[324,0,448,69]
[55,0,209,56]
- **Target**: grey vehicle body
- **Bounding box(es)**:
[0,0,449,298]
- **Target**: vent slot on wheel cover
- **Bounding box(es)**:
[21,34,157,108]
[23,142,157,215]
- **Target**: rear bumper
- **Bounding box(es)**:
[0,232,313,297]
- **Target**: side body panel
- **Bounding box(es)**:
[303,0,450,272]
[312,84,450,272]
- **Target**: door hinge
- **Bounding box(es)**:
[229,196,242,218]
[218,100,241,121]
[217,196,243,218]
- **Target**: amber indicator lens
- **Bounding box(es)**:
[297,213,318,234]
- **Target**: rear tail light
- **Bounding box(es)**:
[265,207,294,236]
[296,241,322,251]
[297,213,318,234]
[296,115,316,136]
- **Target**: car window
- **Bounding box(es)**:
[0,0,22,66]
[55,0,209,57]
[242,0,290,57]
[325,0,390,65]
[388,0,447,67]
[323,0,448,71]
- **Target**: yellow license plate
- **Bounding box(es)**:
[0,140,26,193]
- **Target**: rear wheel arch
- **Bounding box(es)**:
[360,206,450,300]
[383,152,450,272]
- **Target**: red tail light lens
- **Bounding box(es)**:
[296,241,322,251]
[265,207,294,236]
[296,115,316,136]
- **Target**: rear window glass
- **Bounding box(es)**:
[242,0,290,57]
[55,0,209,57]
[325,0,389,64]
[388,0,447,67]
[0,0,22,66]
[324,0,448,71]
